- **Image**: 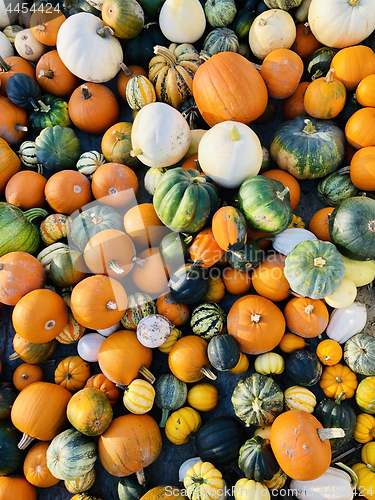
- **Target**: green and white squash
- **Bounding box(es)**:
[344,334,375,377]
[169,263,209,304]
[49,250,88,287]
[284,386,317,413]
[263,0,302,8]
[2,25,23,45]
[207,334,240,371]
[231,373,284,427]
[238,436,279,482]
[126,75,156,110]
[285,349,322,387]
[190,302,226,340]
[231,8,257,40]
[227,239,264,271]
[202,27,239,55]
[326,302,368,344]
[144,167,168,195]
[317,170,357,207]
[121,293,157,330]
[204,0,237,28]
[154,373,187,427]
[270,117,345,180]
[29,94,72,133]
[306,46,339,81]
[76,150,106,178]
[35,125,81,172]
[17,141,39,169]
[37,242,70,270]
[284,239,346,299]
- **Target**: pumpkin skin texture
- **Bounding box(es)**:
[251,253,290,302]
[101,0,144,39]
[350,146,375,191]
[101,122,141,169]
[345,107,375,149]
[45,170,93,216]
[131,247,170,298]
[140,486,187,500]
[187,383,218,412]
[156,293,189,326]
[23,441,60,488]
[0,96,29,145]
[260,49,304,100]
[330,45,375,91]
[168,335,214,383]
[304,68,346,119]
[91,162,138,208]
[212,206,247,252]
[238,435,280,482]
[0,476,37,500]
[154,373,187,427]
[344,334,375,377]
[35,125,81,173]
[285,349,322,387]
[0,137,21,194]
[98,413,162,477]
[84,373,120,407]
[123,203,168,250]
[316,339,343,366]
[30,7,66,46]
[10,334,57,365]
[36,50,80,98]
[192,51,268,127]
[284,297,329,339]
[356,377,375,415]
[67,387,113,436]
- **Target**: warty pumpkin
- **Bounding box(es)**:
[23,441,60,488]
[54,355,91,392]
[67,387,113,436]
[283,297,329,338]
[36,49,80,98]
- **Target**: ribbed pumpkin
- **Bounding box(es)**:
[354,413,375,444]
[284,386,317,413]
[40,213,69,245]
[189,226,225,269]
[54,355,91,393]
[319,363,358,400]
[84,373,121,407]
[284,297,329,338]
[140,486,187,500]
[238,435,279,482]
[67,387,113,436]
[165,406,202,445]
[55,312,85,345]
[65,468,96,494]
[23,441,60,488]
[190,302,226,340]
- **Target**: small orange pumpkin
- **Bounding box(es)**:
[131,247,170,298]
[304,68,346,119]
[222,266,252,295]
[36,50,80,98]
[190,226,225,268]
[45,170,93,216]
[291,22,322,61]
[30,7,66,46]
[278,332,307,353]
[156,293,189,326]
[319,363,358,400]
[91,162,139,207]
[316,339,343,366]
[84,373,121,407]
[201,275,226,303]
[54,355,91,392]
[251,253,290,302]
[13,363,43,391]
[260,49,304,100]
[0,97,29,145]
[5,170,47,210]
[0,56,36,97]
[212,206,247,252]
[283,297,329,339]
[23,441,60,488]
[123,203,168,250]
[308,207,334,242]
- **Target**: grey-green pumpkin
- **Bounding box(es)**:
[154,373,187,427]
[190,302,226,340]
[204,0,237,28]
[344,334,375,377]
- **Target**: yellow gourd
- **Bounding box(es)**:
[158,328,182,354]
[254,352,284,376]
[123,379,155,414]
[284,386,317,413]
[253,425,272,441]
[165,407,202,445]
[230,352,249,374]
[351,462,375,500]
[324,276,357,309]
[187,383,218,412]
[354,414,375,444]
[65,468,95,493]
[341,255,375,287]
[319,363,358,400]
[234,478,270,500]
[184,461,224,500]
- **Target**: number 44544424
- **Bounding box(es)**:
[5,3,61,12]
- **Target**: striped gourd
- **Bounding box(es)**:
[158,327,182,354]
[190,302,226,340]
[18,141,39,169]
[40,213,69,245]
[65,468,95,494]
[56,312,85,344]
[76,151,106,178]
[284,386,317,413]
[202,27,239,55]
[126,75,156,110]
[123,379,155,414]
[121,293,157,330]
[9,334,57,364]
[46,428,97,481]
[2,25,23,45]
[71,494,102,500]
[37,242,70,270]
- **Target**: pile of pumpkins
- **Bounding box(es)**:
[1,0,375,499]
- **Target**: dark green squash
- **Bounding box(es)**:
[227,238,264,271]
[270,116,345,180]
[238,435,279,482]
[0,419,26,475]
[207,334,240,371]
[231,8,256,40]
[29,94,72,133]
[179,97,208,130]
[35,125,81,173]
[335,94,363,130]
[231,373,284,426]
[169,264,209,304]
[314,392,356,451]
[202,27,239,55]
[121,293,157,330]
[328,196,375,261]
[0,202,47,257]
[190,302,226,340]
[136,0,164,19]
[194,416,244,465]
[306,46,339,81]
[159,232,192,268]
[49,250,89,288]
[0,383,18,421]
[5,73,41,111]
[285,349,323,387]
[118,476,147,500]
[122,22,169,67]
[238,176,293,234]
[205,0,237,28]
[317,170,357,206]
[154,373,187,427]
[9,336,57,364]
[344,334,375,377]
[153,167,219,234]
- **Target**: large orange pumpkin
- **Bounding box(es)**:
[23,441,60,488]
[260,49,304,100]
[284,297,329,338]
[261,170,300,210]
[349,146,375,191]
[227,294,285,355]
[91,162,138,207]
[251,253,290,302]
[36,50,80,98]
[45,170,92,215]
[0,56,36,97]
[0,97,28,145]
[98,413,162,478]
[123,203,168,250]
[192,51,268,127]
[5,170,47,210]
[0,476,37,500]
[330,45,375,91]
[345,107,375,149]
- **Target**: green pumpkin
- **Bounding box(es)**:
[207,334,240,371]
[0,420,26,475]
[231,373,284,426]
[202,27,239,55]
[122,22,169,67]
[0,383,19,421]
[49,250,88,288]
[335,94,363,130]
[284,239,346,299]
[227,238,264,270]
[121,293,157,330]
[238,176,293,234]
[356,376,375,414]
[35,125,81,172]
[136,0,164,18]
[194,416,244,466]
[46,428,97,481]
[314,392,356,450]
[118,476,147,500]
[317,170,357,206]
[0,202,47,257]
[154,373,188,427]
[29,94,72,133]
[231,8,256,40]
[306,47,339,81]
[69,205,124,252]
[238,436,280,482]
[344,334,375,377]
[159,232,192,267]
[153,167,219,234]
[190,302,226,340]
[5,73,41,110]
[205,0,237,28]
[329,196,375,261]
[62,0,102,16]
[169,264,209,304]
[270,116,345,179]
[103,0,144,39]
[263,0,302,9]
[284,349,323,387]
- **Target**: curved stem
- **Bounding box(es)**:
[153,45,177,66]
[276,187,289,200]
[0,55,11,72]
[138,364,156,384]
[200,366,217,380]
[338,166,350,175]
[325,68,335,83]
[97,25,114,37]
[159,408,169,428]
[9,352,20,361]
[112,130,125,140]
[335,463,358,490]
[119,61,133,77]
[302,119,316,134]
[23,208,48,222]
[29,98,39,112]
[136,469,146,485]
[130,148,143,157]
[335,391,345,404]
[37,100,51,113]
[108,260,124,274]
[303,22,310,35]
[132,256,146,267]
[14,124,28,132]
[18,433,35,450]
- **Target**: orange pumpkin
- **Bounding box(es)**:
[156,293,189,326]
[101,122,140,168]
[123,203,168,250]
[356,74,375,108]
[0,251,46,306]
[70,275,127,330]
[345,107,375,149]
[131,247,170,298]
[0,137,21,194]
[5,170,47,210]
[330,45,375,91]
[23,441,60,488]
[117,63,148,102]
[192,51,268,127]
[260,49,304,100]
[67,386,113,436]
[45,170,92,215]
[68,83,120,135]
[251,253,290,302]
[316,339,343,366]
[349,146,375,191]
[12,289,68,343]
[227,294,285,355]
[222,266,252,295]
[54,355,91,392]
[261,170,300,211]
[0,97,28,145]
[10,334,57,365]
[304,68,346,119]
[190,226,225,268]
[201,274,226,303]
[36,50,80,98]
[319,363,358,400]
[91,162,139,207]
[212,206,247,252]
[246,226,274,251]
[55,312,85,344]
[98,413,162,478]
[0,476,37,500]
[0,56,36,97]
[284,297,329,339]
[291,22,322,61]
[30,7,66,46]
[84,373,121,407]
[13,363,43,391]
[308,207,334,242]
[282,81,309,121]
[278,332,307,353]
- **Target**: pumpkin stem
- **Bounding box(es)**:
[108,260,125,274]
[90,213,103,224]
[335,463,358,490]
[0,55,11,72]
[23,208,48,223]
[132,255,146,267]
[14,124,28,132]
[338,166,350,175]
[313,256,326,267]
[251,313,261,323]
[18,433,35,449]
[119,62,133,77]
[335,391,346,404]
[335,376,342,383]
[200,366,217,380]
[138,364,156,384]
[45,320,56,330]
[81,85,92,100]
[258,18,267,26]
[303,22,310,35]
[130,148,143,157]
[39,69,54,79]
[348,0,359,5]
[97,25,115,37]
[194,159,202,172]
[325,68,335,83]
[251,62,262,71]
[112,130,125,141]
[302,119,317,134]
[304,304,314,315]
[317,428,345,442]
[37,100,51,113]
[29,98,39,112]
[136,469,146,485]
[106,301,117,310]
[35,23,46,31]
[276,187,289,201]
[9,352,20,361]
[159,408,170,428]
[153,45,177,66]
[229,125,241,142]
[368,220,375,233]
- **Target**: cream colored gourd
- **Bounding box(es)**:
[159,0,206,44]
[254,352,284,376]
[295,0,312,22]
[249,9,296,60]
[184,129,207,159]
[341,255,375,287]
[14,28,46,62]
[96,322,121,337]
[284,386,317,413]
[326,302,367,344]
[77,333,106,362]
[144,167,168,195]
[130,102,191,167]
[123,378,155,414]
[65,468,96,493]
[308,0,375,49]
[0,30,14,58]
[137,314,173,348]
[3,25,22,46]
[324,277,357,309]
[272,228,317,256]
[234,478,270,500]
[0,0,18,28]
[198,122,262,189]
[56,12,123,83]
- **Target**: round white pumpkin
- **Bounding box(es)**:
[308,0,375,49]
[14,28,46,62]
[0,30,13,58]
[96,322,121,337]
[130,102,191,167]
[159,0,206,44]
[77,333,106,362]
[56,12,123,83]
[249,8,296,60]
[136,314,174,348]
[198,121,262,189]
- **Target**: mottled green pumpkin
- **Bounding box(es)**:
[29,94,72,133]
[204,0,237,28]
[121,293,157,330]
[154,373,187,427]
[118,476,147,500]
[263,0,302,9]
[35,125,81,173]
[207,334,240,371]
[0,383,19,421]
[49,250,88,287]
[202,27,239,55]
[238,436,280,482]
[0,419,26,475]
[344,334,375,377]
[317,170,357,206]
[190,302,226,340]
[67,388,113,437]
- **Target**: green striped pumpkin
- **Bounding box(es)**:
[121,293,157,330]
[190,302,226,340]
[204,0,237,28]
[46,428,97,481]
[154,373,187,427]
[118,476,147,500]
[9,335,57,364]
[37,242,70,269]
[317,170,357,206]
[238,435,279,482]
[126,75,156,110]
[18,141,39,169]
[202,27,239,55]
[76,150,106,177]
[49,250,88,287]
[231,8,257,41]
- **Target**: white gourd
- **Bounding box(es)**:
[96,322,121,337]
[136,314,174,348]
[272,228,317,255]
[159,0,206,44]
[14,28,46,62]
[0,0,18,29]
[324,277,357,309]
[144,167,168,195]
[0,30,13,58]
[326,302,367,344]
[77,333,106,362]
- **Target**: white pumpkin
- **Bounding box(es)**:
[272,228,317,255]
[96,322,121,337]
[308,0,375,49]
[184,129,207,159]
[324,277,357,309]
[130,102,191,167]
[56,12,123,83]
[198,121,262,189]
[136,313,174,348]
[77,333,106,362]
[14,28,46,62]
[0,0,18,29]
[249,9,296,60]
[159,0,206,44]
[295,0,312,22]
[341,255,375,287]
[0,29,13,58]
[326,301,367,344]
[18,7,32,28]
